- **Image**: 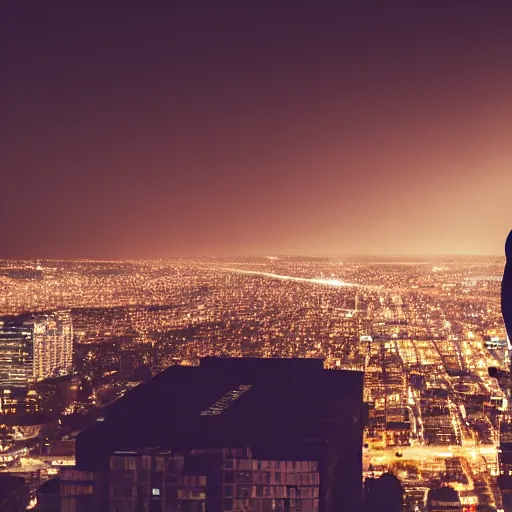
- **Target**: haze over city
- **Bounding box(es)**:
[3,2,512,259]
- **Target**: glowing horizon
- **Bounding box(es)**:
[223,268,358,287]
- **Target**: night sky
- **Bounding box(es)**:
[3,2,512,259]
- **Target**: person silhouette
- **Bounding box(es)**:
[488,234,512,383]
[502,230,512,347]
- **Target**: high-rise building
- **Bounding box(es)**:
[76,357,366,512]
[30,310,73,381]
[0,311,73,388]
[0,324,34,388]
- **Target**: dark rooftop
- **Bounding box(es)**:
[76,357,364,469]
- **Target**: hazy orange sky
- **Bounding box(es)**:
[3,2,512,258]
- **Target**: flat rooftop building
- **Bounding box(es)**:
[76,357,365,512]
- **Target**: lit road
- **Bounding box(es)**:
[0,455,75,473]
[219,267,359,288]
[365,444,498,468]
[2,459,50,473]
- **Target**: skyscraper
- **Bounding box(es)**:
[0,324,34,388]
[30,310,73,381]
[76,357,365,512]
[0,310,73,388]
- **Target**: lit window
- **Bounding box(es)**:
[152,488,160,496]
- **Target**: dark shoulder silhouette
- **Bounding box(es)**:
[502,230,512,343]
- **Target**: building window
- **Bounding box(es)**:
[238,486,250,498]
[235,471,251,482]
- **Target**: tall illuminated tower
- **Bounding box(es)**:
[30,310,73,381]
[0,324,34,387]
[0,310,73,388]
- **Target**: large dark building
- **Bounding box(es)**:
[363,472,403,512]
[75,357,365,512]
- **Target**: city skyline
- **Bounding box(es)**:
[3,2,512,258]
[0,249,509,509]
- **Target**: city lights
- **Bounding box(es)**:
[0,255,508,510]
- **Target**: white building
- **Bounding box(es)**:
[0,310,73,387]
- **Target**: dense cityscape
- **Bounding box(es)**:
[0,256,509,511]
